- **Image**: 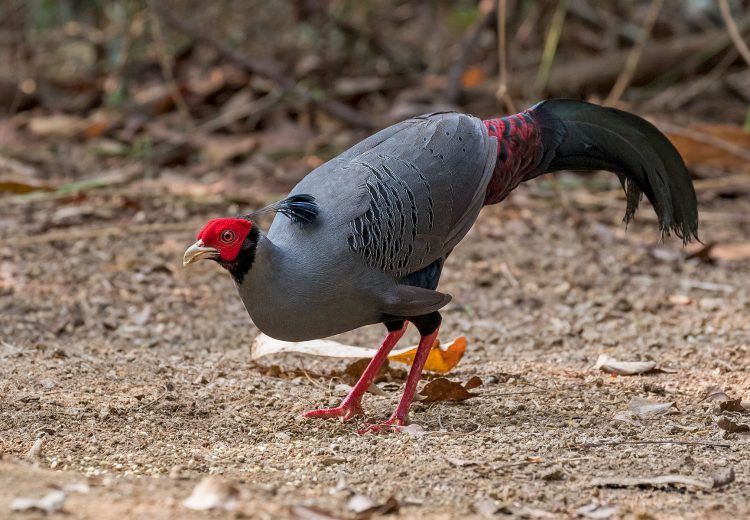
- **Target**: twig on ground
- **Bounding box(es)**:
[580,440,731,448]
[150,0,373,130]
[605,0,664,106]
[492,456,590,469]
[495,0,516,113]
[718,0,750,67]
[148,1,194,129]
[532,0,571,98]
[444,0,495,104]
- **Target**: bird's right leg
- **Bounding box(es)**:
[302,320,407,421]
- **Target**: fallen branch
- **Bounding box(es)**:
[580,439,731,448]
[605,0,663,105]
[151,0,374,130]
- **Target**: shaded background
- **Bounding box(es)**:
[2,0,750,195]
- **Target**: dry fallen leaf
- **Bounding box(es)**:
[389,337,467,373]
[575,503,618,519]
[419,377,477,403]
[667,123,750,173]
[182,476,239,511]
[710,243,750,262]
[712,467,735,488]
[252,334,467,374]
[10,490,66,514]
[394,423,427,436]
[628,396,673,417]
[718,399,748,413]
[594,354,657,375]
[716,417,750,434]
[347,494,377,514]
[290,505,344,520]
[346,494,399,517]
[464,375,484,390]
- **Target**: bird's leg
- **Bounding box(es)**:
[302,321,407,421]
[359,312,441,434]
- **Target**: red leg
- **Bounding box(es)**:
[358,324,440,434]
[302,323,407,421]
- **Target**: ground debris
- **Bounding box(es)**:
[182,476,239,511]
[591,474,715,490]
[418,377,478,403]
[628,396,673,417]
[575,503,618,519]
[594,354,663,375]
[10,490,66,514]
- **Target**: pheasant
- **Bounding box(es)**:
[183,99,698,433]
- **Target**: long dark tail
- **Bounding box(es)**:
[483,99,699,243]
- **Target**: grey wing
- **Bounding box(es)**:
[344,112,496,280]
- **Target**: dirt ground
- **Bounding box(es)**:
[1,163,750,519]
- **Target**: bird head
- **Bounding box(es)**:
[183,218,258,279]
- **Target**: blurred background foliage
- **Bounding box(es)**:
[1,0,750,201]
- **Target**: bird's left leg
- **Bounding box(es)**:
[302,320,407,421]
[358,312,441,434]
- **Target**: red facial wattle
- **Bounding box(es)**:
[197,218,252,262]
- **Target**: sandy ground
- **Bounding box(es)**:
[2,170,749,519]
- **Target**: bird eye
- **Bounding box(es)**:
[220,230,235,243]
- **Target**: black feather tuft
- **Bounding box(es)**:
[275,194,320,224]
[243,193,320,225]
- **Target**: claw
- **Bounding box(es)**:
[356,416,406,435]
[302,401,364,421]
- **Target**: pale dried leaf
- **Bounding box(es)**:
[628,396,673,417]
[290,505,343,520]
[347,494,376,514]
[182,476,239,511]
[394,423,426,436]
[575,503,618,519]
[595,354,656,375]
[10,490,66,514]
[712,467,735,488]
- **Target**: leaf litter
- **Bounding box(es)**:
[252,334,467,373]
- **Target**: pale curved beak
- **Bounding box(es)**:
[183,239,220,266]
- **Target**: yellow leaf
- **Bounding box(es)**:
[388,336,467,373]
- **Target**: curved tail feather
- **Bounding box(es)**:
[483,99,699,243]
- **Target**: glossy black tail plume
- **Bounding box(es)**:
[529,99,699,243]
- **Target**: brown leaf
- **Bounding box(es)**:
[710,243,750,262]
[419,377,477,403]
[595,355,658,376]
[464,375,483,390]
[716,417,750,433]
[719,399,748,413]
[628,396,673,417]
[666,123,750,173]
[461,66,487,88]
